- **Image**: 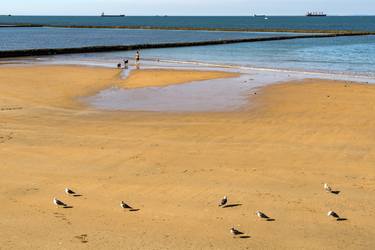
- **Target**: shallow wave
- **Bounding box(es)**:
[143,57,375,80]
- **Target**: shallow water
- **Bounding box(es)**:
[85,74,251,112]
[83,62,375,113]
[33,34,375,78]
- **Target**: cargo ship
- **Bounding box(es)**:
[306,12,327,17]
[101,12,125,17]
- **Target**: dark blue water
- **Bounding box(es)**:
[0,27,298,51]
[1,16,375,32]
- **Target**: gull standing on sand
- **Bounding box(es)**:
[324,183,332,193]
[53,197,67,207]
[219,196,228,207]
[120,201,133,209]
[256,211,270,220]
[65,188,76,196]
[327,211,341,220]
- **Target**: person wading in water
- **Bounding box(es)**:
[135,50,140,69]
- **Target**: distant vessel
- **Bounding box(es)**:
[254,14,266,17]
[306,12,327,17]
[101,12,125,17]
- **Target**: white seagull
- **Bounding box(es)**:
[219,196,228,207]
[120,201,133,209]
[324,183,332,193]
[327,211,340,220]
[256,211,270,220]
[65,188,76,195]
[53,197,67,207]
[230,227,243,238]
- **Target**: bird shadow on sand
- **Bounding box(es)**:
[336,218,348,221]
[233,232,251,239]
[265,218,276,222]
[223,204,242,208]
[239,235,251,239]
[232,230,251,239]
[63,206,74,209]
[73,194,83,197]
[331,190,341,195]
[129,208,140,212]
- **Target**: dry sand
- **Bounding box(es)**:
[0,66,374,249]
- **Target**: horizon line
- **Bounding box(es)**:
[1,14,375,17]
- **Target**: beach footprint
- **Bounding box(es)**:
[0,106,23,111]
[0,133,13,143]
[74,234,88,244]
[53,212,72,225]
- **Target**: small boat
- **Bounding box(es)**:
[101,12,125,17]
[254,14,266,17]
[306,12,327,17]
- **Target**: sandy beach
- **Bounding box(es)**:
[0,65,374,249]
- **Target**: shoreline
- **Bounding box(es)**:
[1,65,375,249]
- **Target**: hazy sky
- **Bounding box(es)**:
[2,0,375,16]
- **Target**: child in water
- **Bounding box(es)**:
[135,50,140,67]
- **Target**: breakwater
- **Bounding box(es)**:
[0,32,372,58]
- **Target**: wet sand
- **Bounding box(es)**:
[0,66,374,249]
[119,68,240,89]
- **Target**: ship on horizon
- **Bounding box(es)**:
[101,12,125,17]
[306,12,327,17]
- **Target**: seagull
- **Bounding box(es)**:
[324,183,332,193]
[219,196,228,207]
[53,197,67,207]
[120,201,133,209]
[327,211,340,220]
[230,227,243,238]
[65,188,76,195]
[256,211,270,220]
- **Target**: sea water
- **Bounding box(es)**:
[0,27,298,51]
[48,35,375,78]
[1,16,375,32]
